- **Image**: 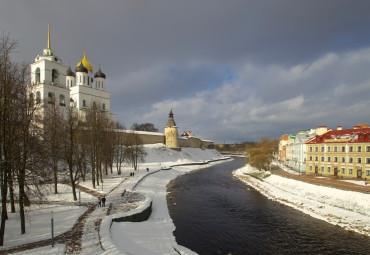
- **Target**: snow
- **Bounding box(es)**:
[233,164,370,237]
[1,144,226,254]
[4,143,369,254]
[2,204,87,248]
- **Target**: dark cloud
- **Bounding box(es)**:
[1,0,370,142]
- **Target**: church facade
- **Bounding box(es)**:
[28,25,115,122]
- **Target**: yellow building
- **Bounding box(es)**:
[306,125,370,179]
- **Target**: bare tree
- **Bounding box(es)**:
[43,101,64,194]
[123,131,147,171]
[131,122,158,132]
[0,33,43,244]
[62,107,81,201]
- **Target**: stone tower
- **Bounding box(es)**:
[164,109,179,148]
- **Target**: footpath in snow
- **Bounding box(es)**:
[233,164,370,237]
[1,144,228,255]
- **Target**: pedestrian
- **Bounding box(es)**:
[130,172,132,177]
[98,197,101,207]
[147,167,149,172]
[102,196,106,207]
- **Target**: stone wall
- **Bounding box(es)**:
[116,130,165,145]
[115,129,214,149]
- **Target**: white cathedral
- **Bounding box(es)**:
[28,25,115,122]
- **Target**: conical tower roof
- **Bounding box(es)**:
[166,109,176,127]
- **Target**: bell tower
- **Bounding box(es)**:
[164,109,179,149]
[29,24,69,119]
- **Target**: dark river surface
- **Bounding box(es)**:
[167,157,370,255]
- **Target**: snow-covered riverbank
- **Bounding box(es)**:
[233,164,370,237]
[2,144,228,254]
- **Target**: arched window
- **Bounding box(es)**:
[83,75,85,84]
[29,93,34,106]
[36,91,41,104]
[59,94,65,106]
[35,67,40,84]
[48,92,54,104]
[101,81,104,89]
[83,99,86,107]
[88,76,90,86]
[52,69,59,83]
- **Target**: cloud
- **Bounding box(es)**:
[1,0,370,142]
[139,48,370,143]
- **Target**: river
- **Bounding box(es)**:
[167,157,370,255]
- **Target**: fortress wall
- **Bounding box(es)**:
[116,130,165,145]
[116,129,213,148]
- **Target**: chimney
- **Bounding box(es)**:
[337,126,342,131]
[317,126,328,136]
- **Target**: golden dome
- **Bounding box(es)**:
[76,51,93,72]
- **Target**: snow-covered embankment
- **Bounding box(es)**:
[233,164,370,237]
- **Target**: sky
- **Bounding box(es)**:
[1,0,370,143]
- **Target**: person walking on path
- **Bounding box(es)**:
[102,196,106,207]
[98,197,102,207]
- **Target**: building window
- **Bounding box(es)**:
[327,157,331,162]
[88,76,90,85]
[342,157,346,163]
[59,95,65,106]
[82,100,86,107]
[358,146,362,152]
[328,167,331,173]
[48,92,54,104]
[334,146,338,152]
[315,147,318,152]
[357,158,362,163]
[342,146,346,152]
[309,147,313,152]
[349,169,353,174]
[35,67,40,84]
[83,76,85,84]
[367,146,370,152]
[309,166,312,171]
[359,134,363,140]
[367,158,370,164]
[52,69,58,83]
[36,91,41,104]
[309,156,312,161]
[321,157,325,162]
[341,168,345,174]
[321,147,324,152]
[102,103,105,110]
[334,157,338,162]
[321,167,324,172]
[349,157,353,163]
[349,146,353,152]
[315,156,318,161]
[367,170,370,176]
[327,147,331,152]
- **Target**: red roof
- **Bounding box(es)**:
[306,128,370,144]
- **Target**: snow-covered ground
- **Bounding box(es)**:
[233,164,370,237]
[1,144,226,254]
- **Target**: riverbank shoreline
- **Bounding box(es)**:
[109,157,232,255]
[233,164,370,237]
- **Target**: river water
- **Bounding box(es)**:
[167,157,370,255]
